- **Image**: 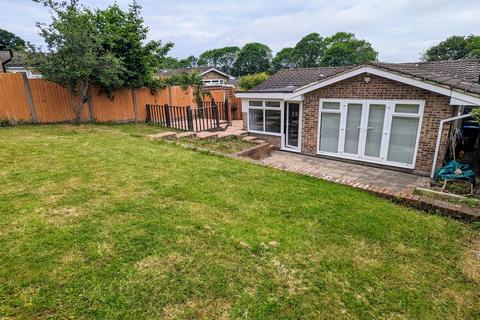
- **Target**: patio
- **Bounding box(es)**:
[260,150,431,193]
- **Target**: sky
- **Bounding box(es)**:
[1,0,479,62]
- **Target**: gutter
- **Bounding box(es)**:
[1,50,12,73]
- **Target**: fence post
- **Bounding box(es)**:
[226,99,232,124]
[131,88,138,123]
[164,104,171,127]
[146,104,151,123]
[186,106,194,131]
[213,105,220,128]
[22,73,38,123]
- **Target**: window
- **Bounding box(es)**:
[317,99,423,168]
[249,109,263,131]
[203,79,225,86]
[247,100,282,134]
[387,103,421,164]
[319,101,341,152]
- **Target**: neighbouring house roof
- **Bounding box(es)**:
[159,66,234,79]
[5,52,29,68]
[249,60,480,97]
[0,50,12,71]
[0,51,11,63]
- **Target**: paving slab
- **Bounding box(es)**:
[260,150,430,193]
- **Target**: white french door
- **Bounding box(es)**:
[318,99,424,169]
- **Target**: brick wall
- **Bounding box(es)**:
[302,73,452,175]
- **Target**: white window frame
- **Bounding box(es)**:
[317,98,424,169]
[203,79,225,86]
[245,99,283,136]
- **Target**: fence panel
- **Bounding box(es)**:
[0,73,231,124]
[170,86,196,107]
[29,79,90,123]
[89,87,135,122]
[0,73,32,122]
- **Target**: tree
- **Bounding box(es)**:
[422,35,480,61]
[159,55,197,69]
[423,36,470,61]
[95,2,173,91]
[320,32,377,66]
[292,33,325,68]
[32,0,172,123]
[0,29,27,51]
[466,35,480,59]
[177,55,198,68]
[232,43,271,76]
[271,47,296,72]
[238,72,269,90]
[198,46,240,74]
[431,35,480,61]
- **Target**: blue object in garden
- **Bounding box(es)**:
[434,160,476,184]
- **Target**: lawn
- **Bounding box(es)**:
[0,124,479,319]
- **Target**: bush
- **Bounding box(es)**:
[238,72,269,90]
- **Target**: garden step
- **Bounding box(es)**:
[242,135,258,142]
[175,131,196,139]
[252,139,266,144]
[196,131,219,139]
[145,131,177,141]
[217,131,235,138]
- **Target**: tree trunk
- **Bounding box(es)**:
[73,80,90,125]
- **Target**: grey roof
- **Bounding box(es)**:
[0,50,12,64]
[250,66,349,93]
[371,60,480,95]
[250,60,480,96]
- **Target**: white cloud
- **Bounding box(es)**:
[1,0,479,62]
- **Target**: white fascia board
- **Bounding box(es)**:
[201,68,235,79]
[450,97,480,106]
[283,65,480,106]
[235,92,288,99]
[286,95,303,102]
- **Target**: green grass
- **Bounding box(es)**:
[176,136,255,154]
[0,124,479,319]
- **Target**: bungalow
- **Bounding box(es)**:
[159,66,236,88]
[236,60,480,177]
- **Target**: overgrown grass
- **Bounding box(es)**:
[176,136,255,154]
[415,188,480,209]
[0,124,479,319]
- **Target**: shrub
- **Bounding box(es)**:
[238,72,269,91]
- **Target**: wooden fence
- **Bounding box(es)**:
[0,73,199,123]
[146,104,226,132]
